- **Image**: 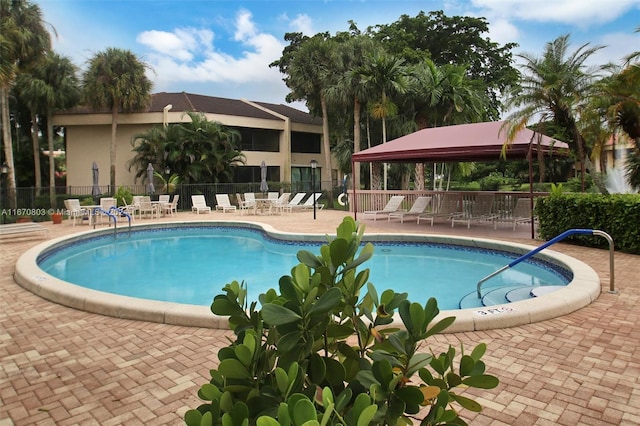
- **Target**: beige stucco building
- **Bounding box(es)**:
[52,92,329,192]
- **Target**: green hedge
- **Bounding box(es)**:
[536,193,640,254]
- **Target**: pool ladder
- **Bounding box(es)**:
[91,207,132,238]
[476,229,615,299]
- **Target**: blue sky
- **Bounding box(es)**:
[39,0,640,110]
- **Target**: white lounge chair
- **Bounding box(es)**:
[362,195,405,221]
[283,192,307,213]
[215,194,237,213]
[292,193,324,211]
[0,222,50,240]
[388,196,432,223]
[497,197,536,230]
[190,195,211,214]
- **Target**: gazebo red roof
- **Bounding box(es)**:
[352,121,569,163]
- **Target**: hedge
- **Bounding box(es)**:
[536,193,640,254]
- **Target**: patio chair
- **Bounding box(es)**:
[292,193,324,211]
[270,192,291,215]
[162,195,179,216]
[235,193,254,216]
[64,199,89,226]
[215,194,237,213]
[450,193,499,228]
[388,196,432,223]
[362,195,405,221]
[0,222,50,240]
[191,195,212,214]
[138,196,158,219]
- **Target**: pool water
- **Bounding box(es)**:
[37,226,571,310]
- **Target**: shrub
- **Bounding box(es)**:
[184,217,499,426]
[537,193,640,254]
[114,186,133,206]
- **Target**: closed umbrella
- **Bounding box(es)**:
[147,163,155,194]
[91,162,101,196]
[259,160,268,194]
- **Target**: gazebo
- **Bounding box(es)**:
[351,121,570,237]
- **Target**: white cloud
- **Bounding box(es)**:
[470,0,640,26]
[290,14,314,35]
[138,9,285,92]
[484,18,520,45]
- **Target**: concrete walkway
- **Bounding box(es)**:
[1,210,638,425]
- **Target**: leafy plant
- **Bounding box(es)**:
[185,217,499,426]
[114,186,133,206]
[549,182,563,196]
[154,171,180,194]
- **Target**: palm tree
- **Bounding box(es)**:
[504,34,604,192]
[128,112,245,184]
[14,51,81,207]
[83,47,152,194]
[354,51,410,189]
[0,0,51,208]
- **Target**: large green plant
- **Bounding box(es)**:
[185,217,498,425]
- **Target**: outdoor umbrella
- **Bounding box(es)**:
[147,163,155,194]
[259,160,268,194]
[91,162,101,196]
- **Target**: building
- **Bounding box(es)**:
[52,92,329,191]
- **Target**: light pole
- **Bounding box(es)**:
[310,160,318,220]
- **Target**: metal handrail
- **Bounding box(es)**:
[91,207,131,239]
[477,229,615,299]
[109,206,132,237]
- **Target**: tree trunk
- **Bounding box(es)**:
[47,110,56,208]
[1,87,17,209]
[352,97,361,193]
[30,112,42,195]
[110,104,119,195]
[320,93,333,207]
[414,163,425,190]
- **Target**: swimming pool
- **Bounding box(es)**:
[15,221,601,332]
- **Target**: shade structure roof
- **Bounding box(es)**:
[351,121,569,163]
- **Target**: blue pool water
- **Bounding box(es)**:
[37,225,571,310]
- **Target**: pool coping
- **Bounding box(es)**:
[13,220,601,333]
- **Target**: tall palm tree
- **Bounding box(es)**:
[354,51,410,189]
[0,0,51,208]
[14,51,81,206]
[504,34,603,192]
[83,48,152,194]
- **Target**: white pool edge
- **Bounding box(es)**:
[13,220,601,332]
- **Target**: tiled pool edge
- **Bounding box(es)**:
[14,220,601,333]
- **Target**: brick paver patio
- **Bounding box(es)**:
[1,210,638,425]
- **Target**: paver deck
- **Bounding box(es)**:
[1,210,638,425]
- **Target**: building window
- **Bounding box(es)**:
[233,166,280,183]
[291,132,321,153]
[291,166,321,192]
[235,128,279,152]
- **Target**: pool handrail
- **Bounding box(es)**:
[476,229,615,299]
[109,206,132,236]
[91,207,132,238]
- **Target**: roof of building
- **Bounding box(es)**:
[57,92,322,126]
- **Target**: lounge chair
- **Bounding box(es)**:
[362,195,405,221]
[191,195,212,214]
[450,193,498,228]
[388,196,432,223]
[64,198,89,226]
[292,193,324,211]
[215,194,237,213]
[417,193,462,226]
[283,192,307,213]
[0,222,50,240]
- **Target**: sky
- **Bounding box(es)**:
[38,0,640,112]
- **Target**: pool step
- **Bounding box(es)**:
[459,285,565,309]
